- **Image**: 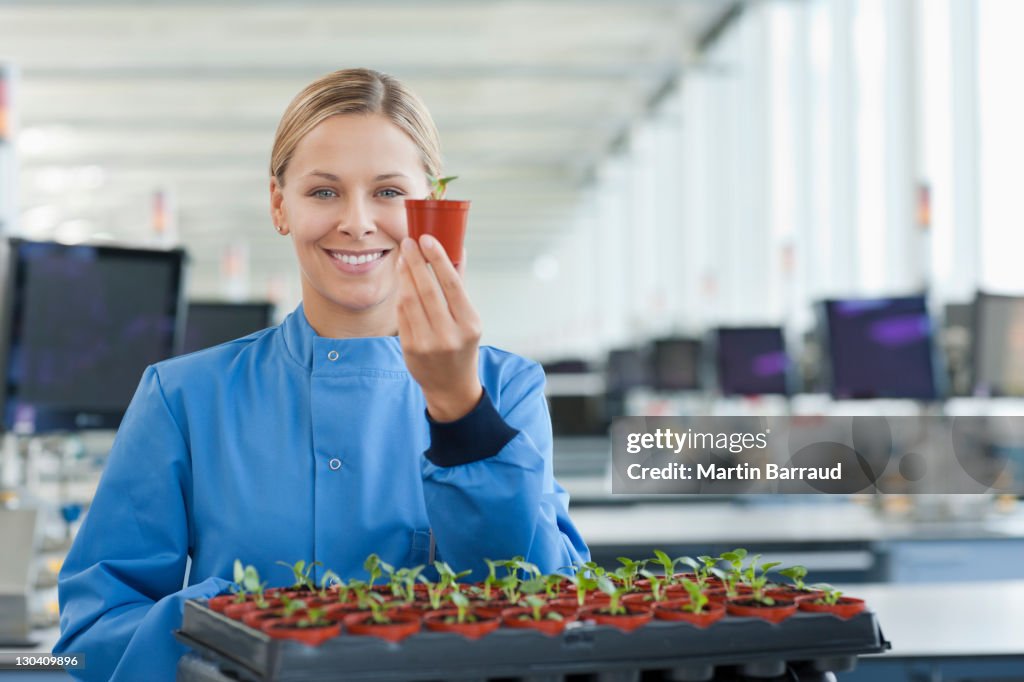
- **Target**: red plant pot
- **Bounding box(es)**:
[208,595,243,613]
[472,600,516,620]
[242,608,286,630]
[224,601,261,620]
[405,199,471,266]
[579,605,652,633]
[726,597,798,624]
[799,597,866,620]
[344,612,422,643]
[621,593,666,612]
[766,587,825,604]
[264,617,342,646]
[422,609,501,639]
[652,600,726,628]
[500,607,575,636]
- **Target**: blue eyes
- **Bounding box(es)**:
[309,188,403,200]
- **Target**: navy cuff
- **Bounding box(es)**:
[424,389,519,467]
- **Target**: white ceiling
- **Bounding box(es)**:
[0,0,735,293]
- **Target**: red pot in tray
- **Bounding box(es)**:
[263,616,341,646]
[652,600,726,628]
[726,597,798,624]
[422,609,501,639]
[207,595,242,613]
[799,597,866,619]
[500,607,575,636]
[472,599,516,620]
[766,587,824,604]
[578,605,652,633]
[344,612,422,643]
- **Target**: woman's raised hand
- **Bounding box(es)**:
[396,235,483,422]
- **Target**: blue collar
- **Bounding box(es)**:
[280,303,406,374]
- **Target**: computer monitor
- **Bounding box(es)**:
[650,337,701,392]
[183,301,274,355]
[972,292,1024,397]
[822,295,938,400]
[715,327,789,396]
[546,395,610,437]
[604,347,652,395]
[0,239,186,433]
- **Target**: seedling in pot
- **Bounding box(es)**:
[276,559,322,592]
[427,174,458,201]
[714,549,748,598]
[279,595,308,619]
[443,592,479,625]
[436,560,471,591]
[638,569,669,603]
[363,554,392,590]
[520,595,564,622]
[779,565,810,591]
[364,593,393,624]
[348,580,379,610]
[613,557,647,591]
[543,573,567,599]
[678,579,710,614]
[389,565,425,604]
[596,576,630,616]
[316,570,342,601]
[680,555,719,588]
[482,558,503,601]
[809,583,843,606]
[651,550,685,585]
[741,555,781,604]
[236,561,269,608]
[566,568,600,607]
[295,606,331,629]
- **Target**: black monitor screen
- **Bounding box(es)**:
[651,337,701,391]
[716,327,789,396]
[183,302,273,355]
[823,296,937,400]
[547,395,609,437]
[0,239,185,433]
[973,292,1024,397]
[605,348,651,394]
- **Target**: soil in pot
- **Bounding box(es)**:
[208,595,245,613]
[579,605,652,633]
[766,586,824,604]
[472,599,516,620]
[726,597,798,624]
[500,607,575,636]
[344,611,422,643]
[652,600,726,628]
[799,596,866,619]
[422,609,501,639]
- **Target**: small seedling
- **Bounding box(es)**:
[363,554,392,589]
[365,592,392,625]
[445,591,476,625]
[521,595,563,622]
[638,569,668,603]
[296,606,330,629]
[389,565,425,604]
[680,555,718,588]
[716,549,748,598]
[679,578,709,614]
[482,558,503,601]
[317,570,341,600]
[279,595,307,619]
[613,557,647,591]
[779,565,809,591]
[428,175,458,201]
[740,555,781,604]
[651,550,685,584]
[566,567,599,607]
[543,573,566,599]
[596,576,630,616]
[232,560,269,607]
[810,583,843,606]
[276,559,322,592]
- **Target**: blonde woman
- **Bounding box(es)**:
[54,68,589,681]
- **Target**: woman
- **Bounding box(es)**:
[54,68,589,681]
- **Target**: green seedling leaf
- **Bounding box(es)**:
[428,175,458,200]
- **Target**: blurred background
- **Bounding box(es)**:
[1,1,1023,680]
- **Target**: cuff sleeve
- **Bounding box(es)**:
[424,388,519,467]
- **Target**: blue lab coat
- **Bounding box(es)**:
[53,303,589,681]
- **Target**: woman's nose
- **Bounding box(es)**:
[337,198,376,239]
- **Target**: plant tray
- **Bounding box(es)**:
[176,599,890,682]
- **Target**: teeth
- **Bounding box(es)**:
[333,251,384,265]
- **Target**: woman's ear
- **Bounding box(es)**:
[269,177,289,235]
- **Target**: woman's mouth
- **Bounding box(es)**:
[323,248,392,274]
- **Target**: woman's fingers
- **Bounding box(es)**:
[415,236,479,334]
[396,254,430,345]
[400,238,451,329]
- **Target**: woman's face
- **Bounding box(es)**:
[271,113,430,320]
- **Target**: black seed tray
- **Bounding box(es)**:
[176,600,890,682]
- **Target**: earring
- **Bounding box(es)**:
[275,225,285,234]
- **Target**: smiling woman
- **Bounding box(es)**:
[52,68,589,682]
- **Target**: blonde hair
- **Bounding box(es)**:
[270,68,442,185]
